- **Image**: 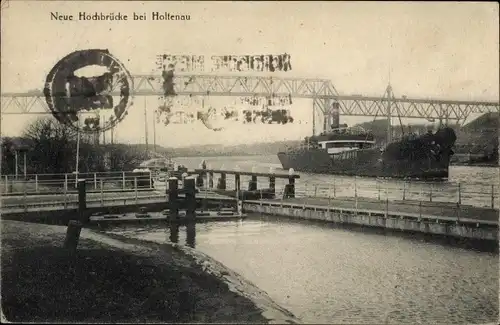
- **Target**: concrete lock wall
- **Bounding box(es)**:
[243,202,498,241]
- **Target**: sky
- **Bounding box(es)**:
[1,1,499,147]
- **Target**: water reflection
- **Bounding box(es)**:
[169,223,179,243]
[186,222,196,248]
[107,216,497,324]
[167,214,197,248]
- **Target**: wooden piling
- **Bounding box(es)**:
[168,177,179,219]
[209,171,214,188]
[249,175,257,191]
[64,179,86,251]
[235,174,241,194]
[269,176,276,197]
[184,177,197,218]
[217,173,227,190]
[287,177,296,198]
[63,220,83,252]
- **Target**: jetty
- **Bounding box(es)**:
[0,168,497,244]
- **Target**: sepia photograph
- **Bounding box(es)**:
[0,1,499,324]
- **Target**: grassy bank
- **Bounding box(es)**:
[1,220,275,323]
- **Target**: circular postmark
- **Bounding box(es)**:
[43,49,133,133]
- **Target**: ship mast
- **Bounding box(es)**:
[386,84,392,145]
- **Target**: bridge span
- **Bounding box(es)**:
[1,74,498,131]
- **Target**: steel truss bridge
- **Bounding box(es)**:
[1,74,499,133]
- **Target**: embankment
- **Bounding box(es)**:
[1,220,299,324]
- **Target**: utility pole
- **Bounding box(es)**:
[153,113,157,153]
[386,84,392,145]
[312,100,316,136]
[144,97,149,152]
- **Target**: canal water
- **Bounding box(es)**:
[107,217,498,324]
[124,155,498,323]
[174,155,500,208]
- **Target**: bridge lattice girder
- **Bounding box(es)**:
[1,74,498,122]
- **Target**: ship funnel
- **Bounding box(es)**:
[325,101,340,131]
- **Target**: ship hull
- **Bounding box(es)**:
[277,148,452,179]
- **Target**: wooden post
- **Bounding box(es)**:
[168,177,179,219]
[35,175,39,193]
[196,172,204,188]
[184,177,196,219]
[23,180,27,212]
[23,151,27,180]
[385,191,389,217]
[4,176,8,194]
[286,177,296,198]
[209,171,214,188]
[491,184,495,209]
[354,178,358,211]
[94,173,97,190]
[100,179,104,206]
[14,150,18,180]
[134,177,138,205]
[288,168,296,199]
[181,173,187,188]
[235,174,241,193]
[429,184,433,202]
[78,179,88,223]
[218,173,227,190]
[333,178,336,198]
[458,183,461,206]
[377,180,381,201]
[269,176,276,197]
[402,181,406,201]
[64,173,68,192]
[249,175,257,191]
[196,161,205,187]
[64,220,83,252]
[354,176,357,200]
[65,179,87,251]
[64,180,68,209]
[122,172,126,190]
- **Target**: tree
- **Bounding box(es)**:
[106,144,152,171]
[1,137,17,175]
[23,118,78,174]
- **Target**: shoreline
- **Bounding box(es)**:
[1,220,299,323]
[88,230,300,324]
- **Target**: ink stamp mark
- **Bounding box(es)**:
[43,49,134,133]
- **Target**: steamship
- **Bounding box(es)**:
[277,107,457,180]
